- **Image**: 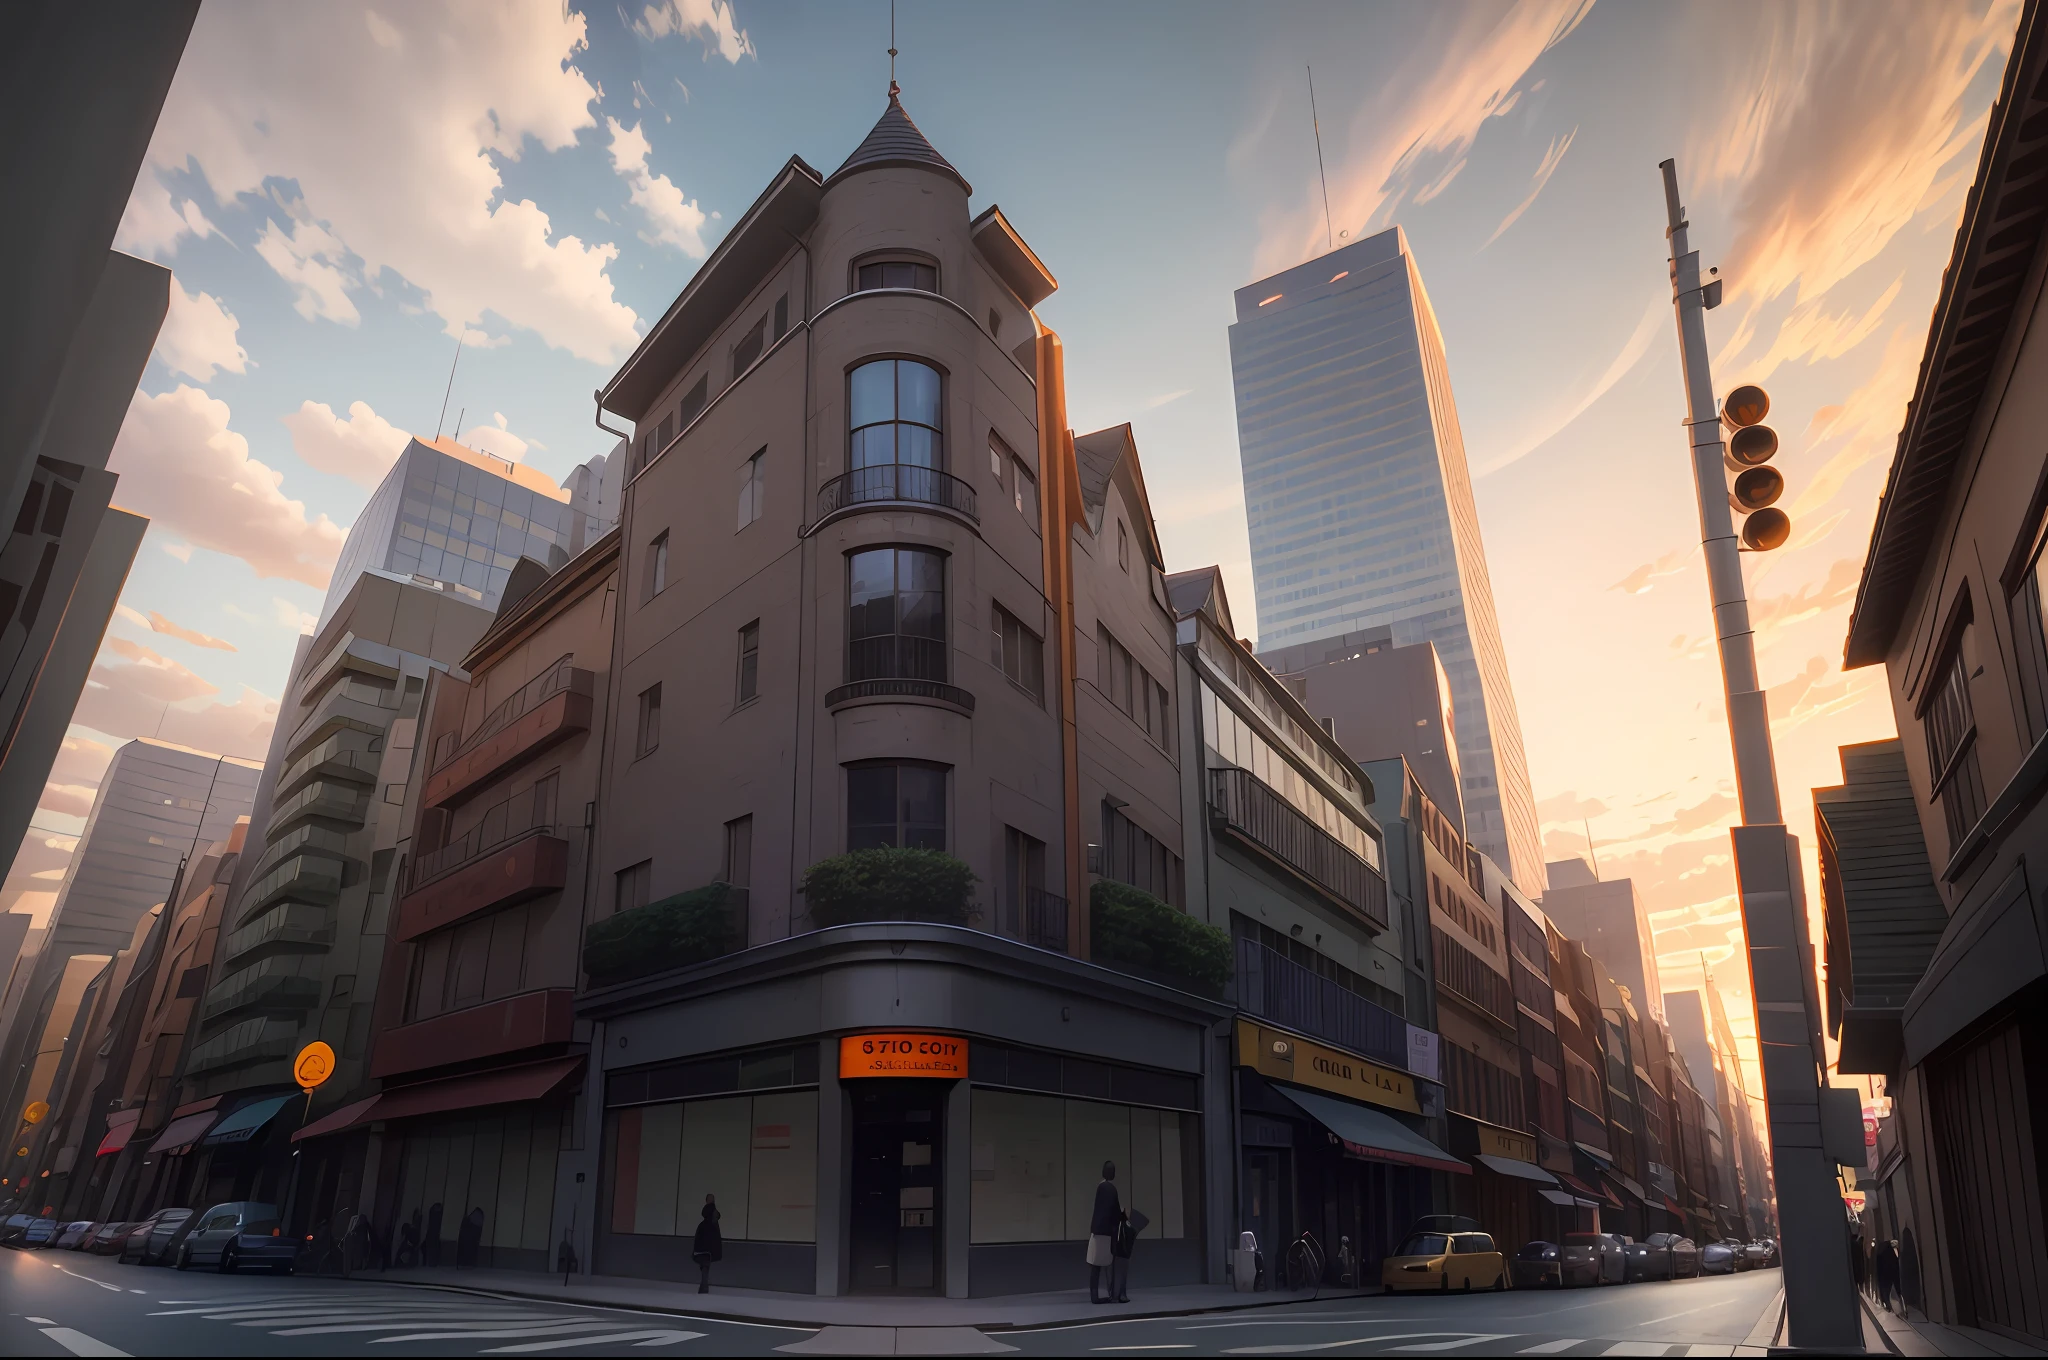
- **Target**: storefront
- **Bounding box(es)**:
[1231,1019,1456,1279]
[1448,1113,1556,1253]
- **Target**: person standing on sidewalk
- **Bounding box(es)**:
[1088,1162,1123,1304]
[691,1195,722,1294]
[1874,1238,1899,1313]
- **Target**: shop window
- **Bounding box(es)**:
[969,1088,1193,1243]
[389,1106,564,1267]
[607,1091,818,1243]
[846,760,947,851]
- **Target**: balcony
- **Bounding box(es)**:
[1003,886,1068,952]
[265,778,370,839]
[200,956,321,1023]
[237,853,343,923]
[222,902,334,969]
[290,675,398,753]
[816,464,977,526]
[1235,933,1410,1070]
[397,805,568,943]
[248,822,351,884]
[370,988,575,1079]
[824,677,976,712]
[276,727,383,798]
[184,1016,299,1076]
[422,656,593,808]
[1208,766,1389,930]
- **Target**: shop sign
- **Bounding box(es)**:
[1234,1019,1419,1115]
[1473,1122,1537,1165]
[839,1032,967,1079]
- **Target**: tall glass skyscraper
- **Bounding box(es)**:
[1230,226,1544,892]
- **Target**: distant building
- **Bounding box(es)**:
[317,436,605,628]
[1541,858,1664,1024]
[1229,226,1543,892]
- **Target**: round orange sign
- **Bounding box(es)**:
[21,1101,48,1126]
[293,1041,337,1091]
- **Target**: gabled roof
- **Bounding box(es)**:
[1164,565,1234,636]
[971,205,1056,307]
[1843,3,2048,667]
[1071,423,1165,570]
[828,93,970,195]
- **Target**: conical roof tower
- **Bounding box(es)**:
[828,90,971,195]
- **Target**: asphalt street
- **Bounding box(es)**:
[2,1245,1785,1357]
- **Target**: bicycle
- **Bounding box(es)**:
[1283,1229,1326,1296]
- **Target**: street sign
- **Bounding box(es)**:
[293,1041,336,1091]
[21,1101,48,1126]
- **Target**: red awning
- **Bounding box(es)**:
[293,1056,583,1142]
[1664,1195,1685,1217]
[95,1109,142,1158]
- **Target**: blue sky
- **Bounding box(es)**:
[8,0,2024,1086]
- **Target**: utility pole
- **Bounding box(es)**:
[1658,158,1859,1349]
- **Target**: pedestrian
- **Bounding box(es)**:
[1088,1161,1122,1304]
[1874,1238,1899,1313]
[457,1206,485,1268]
[691,1195,721,1294]
[395,1209,420,1269]
[422,1202,444,1268]
[1111,1206,1147,1304]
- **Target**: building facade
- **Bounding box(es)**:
[1228,228,1543,892]
[1541,859,1665,1025]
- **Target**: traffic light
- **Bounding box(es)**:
[1722,383,1790,550]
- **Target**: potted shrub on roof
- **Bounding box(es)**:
[583,881,745,987]
[800,847,977,927]
[1089,880,1231,998]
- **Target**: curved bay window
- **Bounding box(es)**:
[851,356,942,474]
[849,547,947,683]
[848,760,947,850]
[856,259,938,293]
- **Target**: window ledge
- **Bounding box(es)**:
[826,678,975,715]
[1941,723,2048,882]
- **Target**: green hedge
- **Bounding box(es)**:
[584,882,742,987]
[1090,880,1231,998]
[801,847,977,927]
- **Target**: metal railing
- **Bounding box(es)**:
[1208,766,1388,929]
[409,783,559,890]
[1008,886,1068,952]
[185,1017,297,1075]
[431,654,585,772]
[265,778,370,838]
[277,727,382,795]
[1234,935,1410,1069]
[817,464,977,521]
[200,958,321,1022]
[824,677,976,711]
[222,903,334,967]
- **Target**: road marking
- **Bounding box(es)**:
[1515,1344,1583,1355]
[27,1316,56,1324]
[126,1291,143,1295]
[38,1327,131,1358]
[1683,1347,1735,1356]
[1598,1345,1672,1356]
[1226,1337,1476,1355]
[370,1323,625,1343]
[1389,1340,1510,1354]
[1090,1349,1197,1353]
[482,1331,703,1353]
[1636,1306,1714,1326]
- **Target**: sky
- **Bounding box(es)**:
[3,0,2024,1104]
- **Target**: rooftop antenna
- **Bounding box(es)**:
[1308,66,1333,253]
[888,0,898,100]
[1584,818,1600,879]
[434,327,468,442]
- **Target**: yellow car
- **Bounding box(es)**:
[1381,1230,1508,1292]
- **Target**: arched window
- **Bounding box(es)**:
[850,359,943,471]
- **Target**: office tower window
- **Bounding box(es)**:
[990,603,1045,704]
[1100,801,1183,906]
[1924,636,1985,846]
[737,449,765,529]
[736,620,760,704]
[1117,521,1130,572]
[636,683,662,757]
[848,547,946,682]
[723,815,753,887]
[644,532,669,601]
[846,761,947,851]
[616,859,653,914]
[849,359,943,471]
[856,258,938,293]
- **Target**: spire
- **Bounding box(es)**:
[828,96,971,195]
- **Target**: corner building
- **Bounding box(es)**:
[579,96,1230,1297]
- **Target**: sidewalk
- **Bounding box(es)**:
[1861,1293,2044,1358]
[361,1265,1372,1330]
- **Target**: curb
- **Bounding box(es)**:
[1743,1285,1785,1350]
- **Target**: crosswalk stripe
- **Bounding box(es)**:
[1516,1344,1584,1355]
[369,1323,625,1343]
[481,1331,704,1353]
[1389,1339,1511,1353]
[1682,1348,1735,1357]
[1598,1345,1672,1356]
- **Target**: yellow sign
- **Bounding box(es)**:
[839,1033,967,1079]
[21,1101,48,1126]
[293,1041,337,1091]
[1235,1019,1420,1115]
[1466,1117,1538,1165]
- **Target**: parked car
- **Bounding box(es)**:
[1510,1240,1564,1288]
[1743,1240,1774,1269]
[52,1221,95,1250]
[0,1212,34,1245]
[1714,1238,1753,1271]
[1700,1240,1739,1274]
[1760,1238,1780,1267]
[119,1208,194,1265]
[83,1221,132,1254]
[22,1218,58,1247]
[1559,1231,1627,1286]
[173,1202,292,1275]
[1626,1232,1700,1280]
[1382,1230,1507,1292]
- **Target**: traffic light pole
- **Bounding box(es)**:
[1658,158,1859,1349]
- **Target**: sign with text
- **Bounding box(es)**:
[839,1032,967,1079]
[1235,1019,1420,1114]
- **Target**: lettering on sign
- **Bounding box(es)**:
[1234,1019,1420,1115]
[839,1032,968,1079]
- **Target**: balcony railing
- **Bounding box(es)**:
[1004,886,1068,952]
[200,957,321,1022]
[1208,766,1388,929]
[248,822,351,884]
[410,783,559,890]
[824,677,976,711]
[222,902,334,968]
[237,854,342,924]
[431,654,583,772]
[265,778,370,839]
[1235,934,1410,1070]
[817,464,977,522]
[276,727,382,797]
[184,1016,298,1076]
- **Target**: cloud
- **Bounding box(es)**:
[1640,791,1739,840]
[1475,293,1663,476]
[223,597,318,634]
[1611,548,1692,596]
[118,603,237,651]
[51,734,114,790]
[155,279,250,382]
[1786,324,1925,522]
[73,643,279,761]
[607,118,711,257]
[114,174,221,257]
[1749,557,1862,640]
[1717,275,1903,385]
[96,636,220,703]
[131,2,641,363]
[462,411,531,463]
[38,785,99,818]
[1484,125,1575,247]
[1535,790,1609,823]
[630,0,756,61]
[1257,0,1593,270]
[1142,389,1193,411]
[282,398,410,489]
[106,385,346,588]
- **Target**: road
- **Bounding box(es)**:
[3,1245,1786,1357]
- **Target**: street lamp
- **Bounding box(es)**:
[1657,157,1859,1349]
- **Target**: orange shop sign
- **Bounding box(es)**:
[839,1033,968,1079]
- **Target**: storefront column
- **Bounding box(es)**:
[944,1076,970,1299]
[814,1038,846,1297]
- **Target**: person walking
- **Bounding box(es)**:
[1874,1237,1900,1314]
[1088,1161,1123,1304]
[691,1195,722,1294]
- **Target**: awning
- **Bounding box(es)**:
[1275,1085,1469,1175]
[1474,1154,1559,1186]
[1663,1196,1685,1217]
[294,1056,584,1142]
[202,1096,295,1146]
[1538,1188,1578,1207]
[147,1110,222,1156]
[95,1110,142,1158]
[1557,1173,1598,1197]
[1574,1141,1614,1166]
